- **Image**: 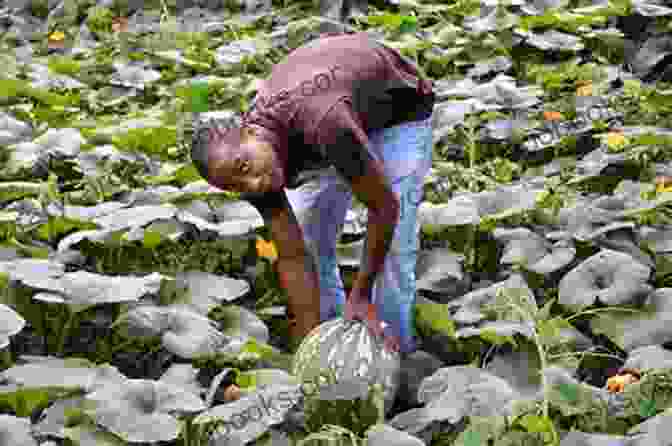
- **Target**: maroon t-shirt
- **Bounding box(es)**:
[235,32,435,214]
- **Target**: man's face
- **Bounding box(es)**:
[211,134,284,194]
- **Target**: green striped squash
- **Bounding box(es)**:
[291,318,401,413]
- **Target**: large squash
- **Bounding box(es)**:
[291,318,401,413]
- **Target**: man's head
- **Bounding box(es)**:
[191,121,285,194]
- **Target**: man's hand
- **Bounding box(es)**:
[343,286,375,326]
[344,285,401,353]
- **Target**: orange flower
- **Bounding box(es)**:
[256,236,278,262]
[606,369,640,393]
[543,111,563,121]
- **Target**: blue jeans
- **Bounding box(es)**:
[284,116,433,354]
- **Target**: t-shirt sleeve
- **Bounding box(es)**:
[315,98,376,182]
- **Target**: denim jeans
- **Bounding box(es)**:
[284,116,433,354]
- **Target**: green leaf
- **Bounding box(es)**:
[7,239,51,258]
[537,317,572,349]
[47,55,82,77]
[414,302,455,338]
[536,298,555,322]
[235,370,257,389]
[479,329,517,347]
[35,217,98,242]
[173,164,204,185]
[515,414,555,443]
[494,431,546,446]
[398,15,418,34]
[518,414,554,434]
[189,82,209,113]
[0,78,75,107]
[478,216,498,232]
[639,398,657,418]
[0,387,76,418]
[142,230,163,249]
[489,285,537,323]
[462,429,483,446]
[110,125,178,158]
[556,382,579,402]
[64,420,128,446]
[0,182,44,204]
[655,249,672,287]
[456,416,508,445]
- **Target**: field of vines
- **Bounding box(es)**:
[1,0,672,444]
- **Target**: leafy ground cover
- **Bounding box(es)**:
[2,0,672,444]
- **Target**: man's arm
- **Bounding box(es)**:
[317,100,400,294]
[245,191,322,345]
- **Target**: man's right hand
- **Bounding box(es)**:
[344,286,400,351]
[343,290,372,324]
[276,254,321,342]
[249,190,323,349]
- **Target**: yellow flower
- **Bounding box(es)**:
[656,176,672,193]
[605,131,626,149]
[576,82,593,97]
[256,237,278,261]
[49,31,66,41]
[657,183,672,193]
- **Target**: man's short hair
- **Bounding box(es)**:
[190,114,242,180]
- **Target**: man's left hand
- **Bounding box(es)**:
[344,286,400,353]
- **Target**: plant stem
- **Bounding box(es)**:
[182,417,191,446]
[547,351,623,362]
[57,310,78,357]
[41,302,49,356]
[0,348,13,369]
[159,0,170,22]
[110,338,138,354]
[464,123,480,272]
[507,301,560,445]
[564,307,644,323]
